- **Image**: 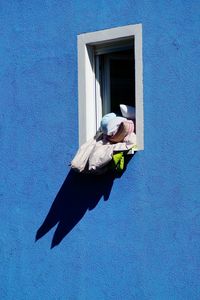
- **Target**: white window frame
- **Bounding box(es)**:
[77,24,144,150]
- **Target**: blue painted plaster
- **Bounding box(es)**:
[1,1,200,299]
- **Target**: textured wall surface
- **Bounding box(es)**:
[1,1,200,299]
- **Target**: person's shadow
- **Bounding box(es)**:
[35,152,134,248]
[35,169,117,248]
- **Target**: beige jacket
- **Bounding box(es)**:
[71,131,137,174]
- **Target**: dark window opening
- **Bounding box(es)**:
[95,39,135,117]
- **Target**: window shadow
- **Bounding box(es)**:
[35,169,116,248]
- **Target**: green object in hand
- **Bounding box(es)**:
[112,152,125,171]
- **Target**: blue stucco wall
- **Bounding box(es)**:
[1,1,200,299]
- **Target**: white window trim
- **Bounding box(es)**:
[77,24,144,150]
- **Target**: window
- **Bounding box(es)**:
[94,39,135,129]
[77,24,144,150]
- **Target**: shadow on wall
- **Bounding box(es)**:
[35,169,116,248]
[36,154,133,249]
